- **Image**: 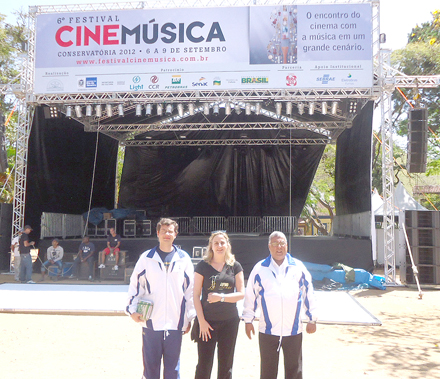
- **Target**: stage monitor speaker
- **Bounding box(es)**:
[407,108,428,173]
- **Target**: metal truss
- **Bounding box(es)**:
[393,76,440,88]
[10,0,386,250]
[378,58,440,285]
[33,88,377,106]
[10,12,36,240]
[93,121,347,134]
[30,0,375,16]
[380,49,397,285]
[123,137,331,147]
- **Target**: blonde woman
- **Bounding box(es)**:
[193,231,245,379]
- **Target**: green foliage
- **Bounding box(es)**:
[390,9,440,187]
[300,145,335,235]
[115,145,125,204]
[419,194,440,211]
[0,10,29,202]
[0,12,27,86]
[408,10,440,45]
[372,139,407,194]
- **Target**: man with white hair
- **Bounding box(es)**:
[243,231,318,379]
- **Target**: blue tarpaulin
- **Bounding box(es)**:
[304,262,386,290]
[83,208,147,226]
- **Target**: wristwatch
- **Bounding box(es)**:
[220,294,225,302]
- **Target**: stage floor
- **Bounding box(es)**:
[0,283,381,326]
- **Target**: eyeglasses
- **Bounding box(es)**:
[270,242,287,247]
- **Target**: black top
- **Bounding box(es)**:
[107,234,121,248]
[195,260,243,321]
[157,247,175,272]
[78,242,95,258]
[19,233,31,255]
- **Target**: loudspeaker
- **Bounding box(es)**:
[407,108,428,173]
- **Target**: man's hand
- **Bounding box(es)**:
[130,312,143,323]
[183,322,191,335]
[306,322,317,334]
[245,323,255,340]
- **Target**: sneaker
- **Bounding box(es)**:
[98,264,105,269]
[27,280,36,284]
[114,265,118,270]
[88,275,93,281]
[69,274,75,279]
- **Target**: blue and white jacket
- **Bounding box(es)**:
[126,245,196,331]
[242,253,318,336]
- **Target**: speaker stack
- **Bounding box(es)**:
[405,210,440,285]
[407,108,428,173]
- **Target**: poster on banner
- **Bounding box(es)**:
[34,3,373,94]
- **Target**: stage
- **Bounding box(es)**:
[32,234,373,276]
[0,283,381,326]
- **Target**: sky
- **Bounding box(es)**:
[2,0,439,51]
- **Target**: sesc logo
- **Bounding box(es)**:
[316,74,335,85]
[286,74,297,87]
[86,77,97,88]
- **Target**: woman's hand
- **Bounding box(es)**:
[198,319,214,341]
[207,292,222,303]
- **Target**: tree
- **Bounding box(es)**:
[300,145,335,235]
[0,11,28,202]
[391,10,440,172]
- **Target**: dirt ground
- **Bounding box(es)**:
[0,276,439,379]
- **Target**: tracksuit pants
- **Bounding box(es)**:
[258,332,303,379]
[195,316,240,379]
[142,327,182,379]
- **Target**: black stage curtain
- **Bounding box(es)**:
[335,101,374,215]
[0,203,12,270]
[119,132,325,218]
[24,106,118,237]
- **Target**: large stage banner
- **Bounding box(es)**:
[34,3,372,94]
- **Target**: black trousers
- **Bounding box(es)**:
[72,255,94,277]
[195,316,240,379]
[258,332,303,379]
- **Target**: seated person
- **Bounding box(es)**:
[71,236,95,281]
[98,228,121,270]
[40,238,64,281]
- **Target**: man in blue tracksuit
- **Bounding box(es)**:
[243,231,318,379]
[126,218,195,379]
